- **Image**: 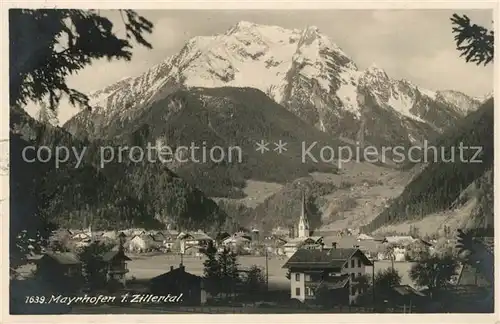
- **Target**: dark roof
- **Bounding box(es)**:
[150,234,164,242]
[102,249,131,262]
[457,263,491,286]
[150,267,201,284]
[188,232,213,241]
[392,285,426,297]
[282,248,372,269]
[418,239,433,247]
[321,275,350,289]
[42,252,81,265]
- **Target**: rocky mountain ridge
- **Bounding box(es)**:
[64,21,483,149]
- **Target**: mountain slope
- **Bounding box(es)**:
[361,98,494,233]
[70,87,349,197]
[248,176,338,232]
[10,107,228,232]
[63,21,482,151]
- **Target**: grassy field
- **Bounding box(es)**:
[126,254,416,289]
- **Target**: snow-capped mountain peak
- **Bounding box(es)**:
[63,21,484,148]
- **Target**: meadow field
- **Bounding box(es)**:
[126,254,416,290]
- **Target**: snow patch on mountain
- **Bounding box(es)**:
[388,89,424,123]
[436,90,482,116]
[63,20,483,148]
[419,88,437,100]
[336,70,362,118]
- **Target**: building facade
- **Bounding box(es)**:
[150,264,207,306]
[283,246,373,305]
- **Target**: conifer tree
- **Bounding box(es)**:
[451,14,494,66]
[202,241,221,297]
[10,9,154,111]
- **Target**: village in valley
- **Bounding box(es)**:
[11,193,493,314]
[8,7,495,317]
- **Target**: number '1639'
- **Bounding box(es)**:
[25,296,46,304]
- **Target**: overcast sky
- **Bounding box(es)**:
[33,9,495,124]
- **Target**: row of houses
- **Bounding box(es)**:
[281,237,492,308]
[49,227,264,255]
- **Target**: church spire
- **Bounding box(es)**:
[301,191,306,219]
[298,190,310,238]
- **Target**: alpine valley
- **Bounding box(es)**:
[20,21,492,235]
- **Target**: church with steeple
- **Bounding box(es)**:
[297,191,310,238]
[282,191,323,258]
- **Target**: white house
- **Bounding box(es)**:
[283,236,323,258]
[101,231,118,240]
[72,232,91,240]
[128,234,155,253]
[383,236,417,261]
[223,235,251,247]
[283,246,373,305]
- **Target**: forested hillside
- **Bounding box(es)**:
[66,87,346,197]
[361,98,493,233]
[248,177,338,232]
[10,107,228,232]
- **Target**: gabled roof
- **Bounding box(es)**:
[264,234,288,242]
[223,236,251,244]
[187,231,213,241]
[215,232,231,241]
[282,248,372,269]
[384,236,416,245]
[457,263,491,286]
[130,233,154,242]
[43,252,80,265]
[307,236,323,243]
[285,237,309,244]
[150,267,201,284]
[102,249,131,262]
[150,234,165,242]
[392,285,426,297]
[320,274,350,290]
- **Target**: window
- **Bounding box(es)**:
[295,287,301,296]
[351,287,356,296]
[358,259,361,267]
[295,273,300,281]
[351,273,355,281]
[351,259,355,268]
[306,287,314,296]
[304,274,311,281]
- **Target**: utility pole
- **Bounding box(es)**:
[372,261,376,308]
[265,248,269,291]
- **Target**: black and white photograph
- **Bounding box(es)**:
[5,1,495,318]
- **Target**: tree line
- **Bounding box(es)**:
[202,241,267,302]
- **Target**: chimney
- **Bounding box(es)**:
[332,242,337,249]
[170,265,174,271]
[320,242,325,251]
[179,264,185,272]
